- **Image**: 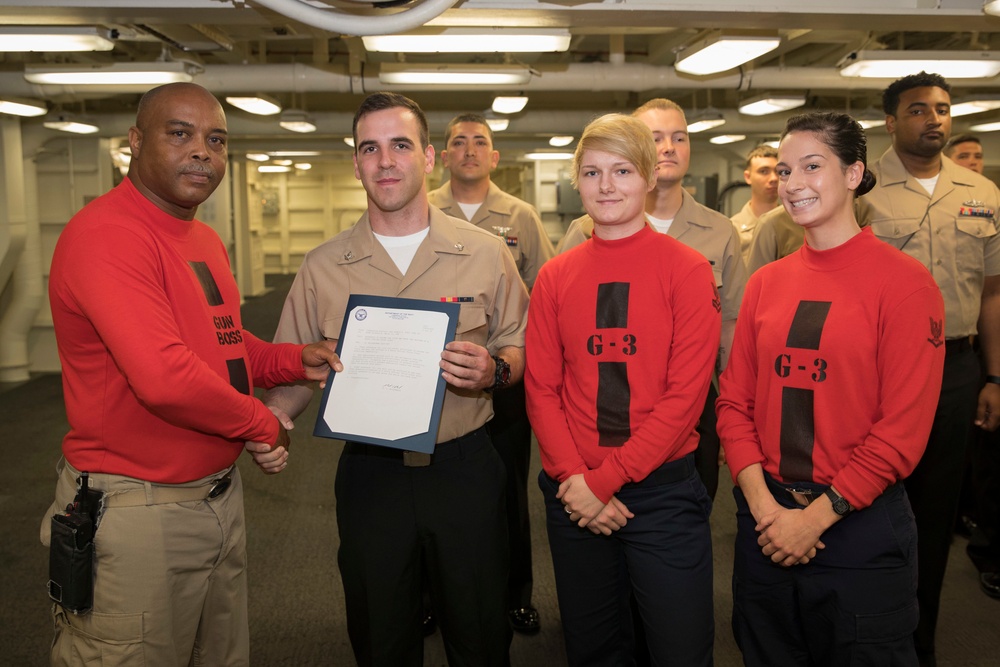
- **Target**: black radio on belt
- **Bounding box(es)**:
[48,472,102,614]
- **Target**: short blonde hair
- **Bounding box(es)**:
[633,98,686,123]
[572,114,657,189]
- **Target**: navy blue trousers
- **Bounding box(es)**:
[540,454,714,667]
[732,477,919,667]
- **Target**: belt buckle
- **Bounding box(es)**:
[207,472,232,499]
[788,487,816,506]
[402,451,431,467]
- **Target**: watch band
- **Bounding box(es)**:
[986,375,1000,386]
[487,354,510,392]
[824,487,853,516]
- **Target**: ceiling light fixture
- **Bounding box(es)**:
[258,165,292,173]
[485,118,509,132]
[987,1,1000,16]
[363,28,571,54]
[0,26,114,52]
[950,96,1000,117]
[970,120,1000,132]
[43,114,99,135]
[687,109,726,133]
[492,96,528,114]
[0,97,48,117]
[344,137,356,148]
[738,94,806,116]
[379,64,532,86]
[226,95,282,116]
[839,50,1000,79]
[294,163,312,170]
[549,136,575,147]
[25,62,194,86]
[523,152,574,161]
[246,153,270,162]
[279,110,317,133]
[709,134,747,145]
[268,151,321,157]
[675,34,781,76]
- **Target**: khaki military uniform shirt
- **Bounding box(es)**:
[730,200,773,264]
[858,148,1000,338]
[428,181,555,289]
[273,206,530,443]
[746,207,805,274]
[556,189,747,322]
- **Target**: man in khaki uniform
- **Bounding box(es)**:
[945,133,985,174]
[730,145,779,262]
[745,206,804,274]
[264,93,529,667]
[428,113,553,634]
[558,98,747,501]
[857,72,1000,667]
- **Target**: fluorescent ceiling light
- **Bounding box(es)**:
[950,97,1000,117]
[363,29,570,53]
[549,136,575,147]
[492,96,528,114]
[839,50,1000,79]
[675,35,781,76]
[524,152,574,161]
[763,140,780,148]
[738,94,806,116]
[246,153,270,162]
[970,120,1000,132]
[486,118,509,132]
[258,165,292,173]
[0,26,113,52]
[687,110,726,133]
[709,134,746,145]
[43,114,99,134]
[279,110,317,133]
[344,137,356,148]
[379,64,532,86]
[273,159,293,166]
[0,97,47,117]
[988,0,1000,16]
[226,95,282,116]
[269,151,321,157]
[858,118,886,129]
[25,62,193,86]
[294,163,312,170]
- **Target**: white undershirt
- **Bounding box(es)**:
[646,214,673,234]
[915,174,939,196]
[373,227,430,274]
[457,201,482,221]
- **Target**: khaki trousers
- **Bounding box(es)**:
[42,460,249,667]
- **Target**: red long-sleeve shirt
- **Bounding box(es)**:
[717,228,945,508]
[49,178,308,483]
[525,226,721,503]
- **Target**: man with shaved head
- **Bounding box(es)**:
[43,82,339,665]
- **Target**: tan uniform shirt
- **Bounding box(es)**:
[858,148,1000,338]
[730,200,772,264]
[428,181,555,289]
[273,207,530,443]
[746,207,805,274]
[556,189,747,322]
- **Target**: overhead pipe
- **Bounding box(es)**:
[248,0,460,36]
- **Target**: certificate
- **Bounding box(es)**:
[313,294,459,453]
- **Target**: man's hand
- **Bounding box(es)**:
[976,382,1000,432]
[245,418,290,474]
[756,507,826,567]
[302,340,343,386]
[440,341,494,391]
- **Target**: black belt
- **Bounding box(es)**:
[344,425,488,468]
[945,337,972,356]
[620,453,696,490]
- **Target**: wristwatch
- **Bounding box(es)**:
[824,487,853,516]
[487,355,511,392]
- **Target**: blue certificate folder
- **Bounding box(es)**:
[313,294,460,454]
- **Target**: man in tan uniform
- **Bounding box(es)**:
[744,206,804,274]
[945,133,984,174]
[264,93,529,667]
[730,145,779,262]
[857,72,1000,667]
[428,114,554,633]
[558,98,747,501]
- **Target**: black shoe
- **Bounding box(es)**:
[982,572,1000,599]
[956,515,978,538]
[422,609,437,637]
[508,606,541,634]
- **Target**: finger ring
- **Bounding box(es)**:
[565,507,572,514]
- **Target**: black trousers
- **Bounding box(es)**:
[335,427,511,667]
[905,345,979,659]
[486,382,535,608]
[732,479,919,666]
